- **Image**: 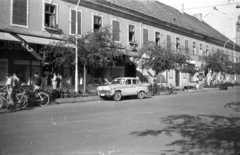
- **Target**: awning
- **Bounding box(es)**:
[18,34,61,45]
[0,32,19,42]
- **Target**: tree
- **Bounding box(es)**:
[136,42,190,75]
[42,27,123,92]
[234,62,240,75]
[202,51,225,74]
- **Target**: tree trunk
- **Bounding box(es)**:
[83,65,87,92]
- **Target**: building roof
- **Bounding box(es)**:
[88,0,238,50]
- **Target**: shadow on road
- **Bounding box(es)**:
[130,103,240,155]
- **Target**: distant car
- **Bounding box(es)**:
[97,77,149,101]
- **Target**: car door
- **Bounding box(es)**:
[132,79,141,95]
[122,79,135,96]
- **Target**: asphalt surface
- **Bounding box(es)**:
[0,88,239,155]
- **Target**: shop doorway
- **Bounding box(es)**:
[125,63,136,77]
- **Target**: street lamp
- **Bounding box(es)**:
[75,0,81,92]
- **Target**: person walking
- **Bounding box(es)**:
[12,73,20,90]
[57,73,62,90]
[51,73,57,90]
[33,72,42,92]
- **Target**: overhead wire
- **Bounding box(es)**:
[182,2,240,10]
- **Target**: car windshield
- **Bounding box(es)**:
[111,79,125,85]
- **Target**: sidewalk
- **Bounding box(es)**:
[50,95,100,104]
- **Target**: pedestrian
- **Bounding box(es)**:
[33,72,42,93]
[12,73,20,90]
[51,73,57,90]
[57,73,62,89]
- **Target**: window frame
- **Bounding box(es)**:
[10,0,29,28]
[175,36,180,52]
[192,41,197,55]
[92,14,103,32]
[42,2,58,30]
[199,43,203,55]
[111,18,121,43]
[205,44,209,55]
[69,8,82,35]
[128,24,136,44]
[154,30,161,45]
[125,79,132,85]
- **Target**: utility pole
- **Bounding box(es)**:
[75,0,81,92]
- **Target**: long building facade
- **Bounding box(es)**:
[0,0,239,88]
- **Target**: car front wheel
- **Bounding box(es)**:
[113,91,122,101]
[137,91,145,99]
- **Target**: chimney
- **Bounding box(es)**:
[193,14,202,21]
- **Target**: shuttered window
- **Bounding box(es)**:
[167,35,171,49]
[112,20,120,41]
[143,28,148,46]
[12,0,27,26]
[185,40,188,49]
[71,10,81,35]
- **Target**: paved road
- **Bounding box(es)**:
[0,88,239,155]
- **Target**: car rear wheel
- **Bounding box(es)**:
[137,91,145,99]
[113,91,122,101]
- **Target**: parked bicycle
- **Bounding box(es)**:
[164,85,177,95]
[0,89,28,111]
[148,83,177,96]
[25,88,50,107]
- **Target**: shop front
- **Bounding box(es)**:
[0,38,43,85]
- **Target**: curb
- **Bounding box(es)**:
[50,96,100,104]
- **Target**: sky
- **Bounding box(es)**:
[157,0,240,17]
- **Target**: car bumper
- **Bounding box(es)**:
[98,90,114,97]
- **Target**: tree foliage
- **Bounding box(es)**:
[202,51,225,73]
[136,42,191,74]
[42,27,123,68]
[234,62,240,75]
[202,51,239,75]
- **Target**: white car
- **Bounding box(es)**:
[97,77,149,101]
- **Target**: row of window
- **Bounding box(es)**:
[10,0,238,60]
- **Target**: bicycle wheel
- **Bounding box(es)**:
[36,92,50,106]
[21,95,29,109]
[165,88,170,95]
[0,98,4,108]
